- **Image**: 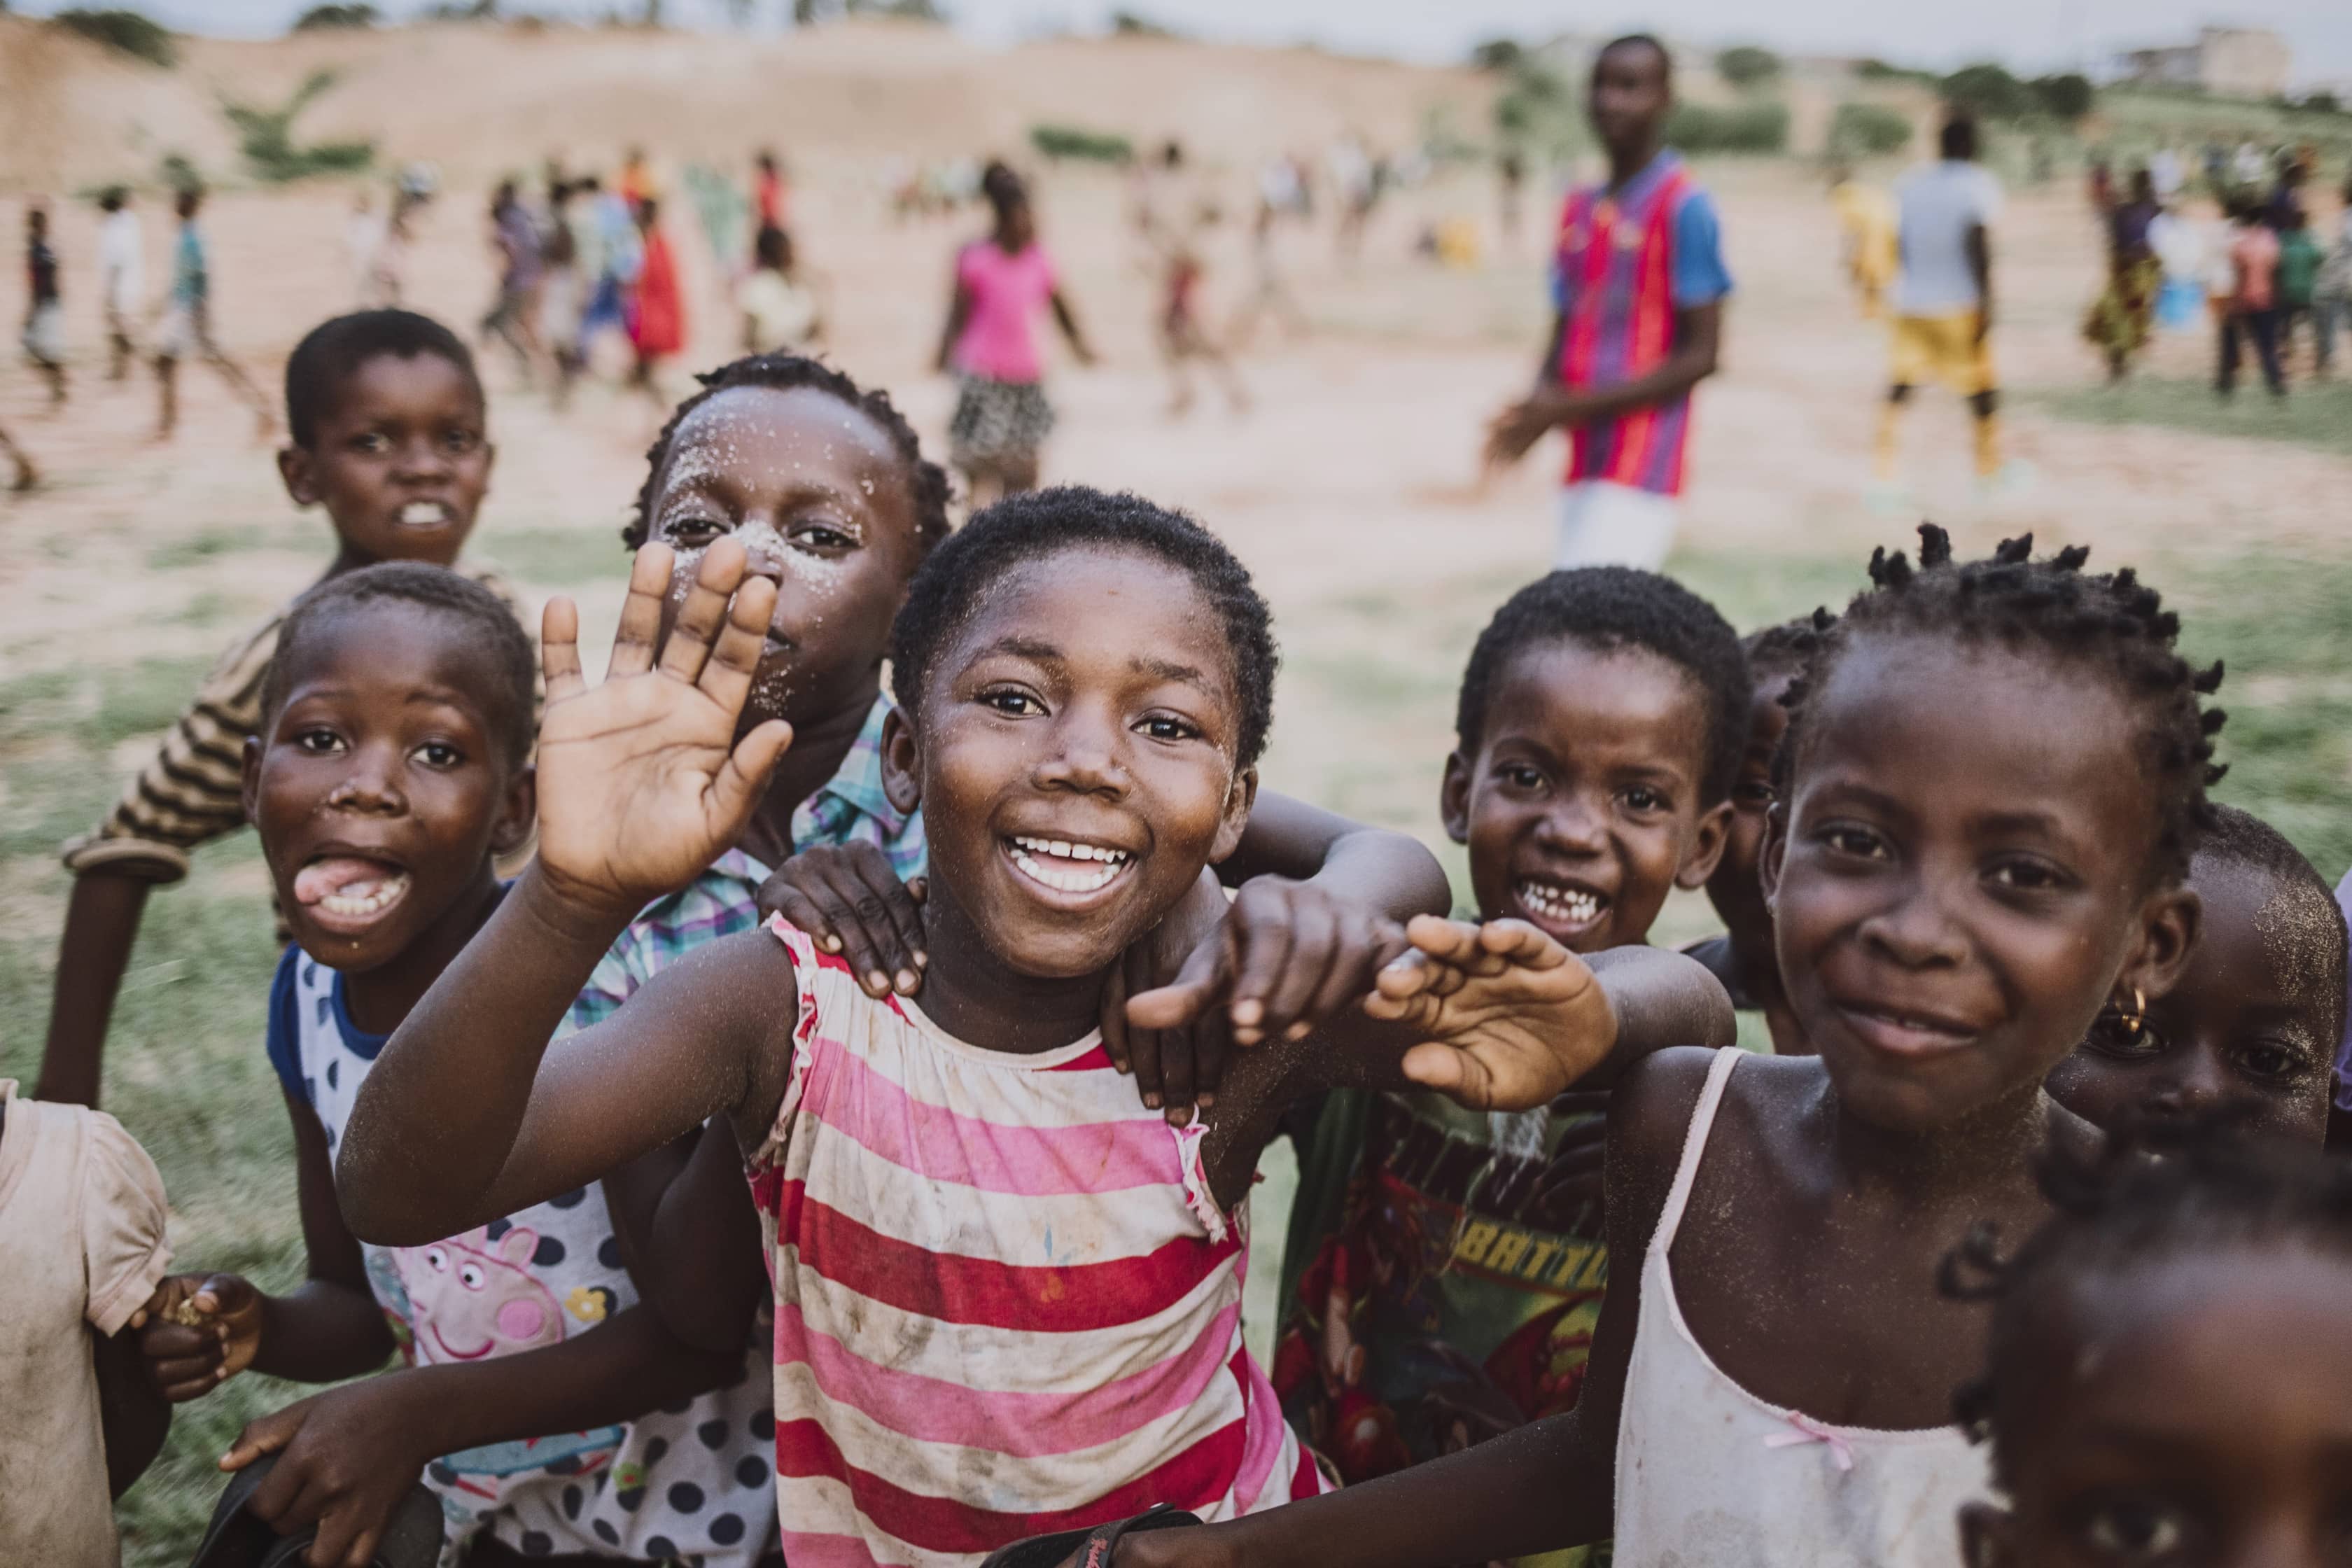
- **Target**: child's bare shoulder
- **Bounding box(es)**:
[1613,1050,1823,1175]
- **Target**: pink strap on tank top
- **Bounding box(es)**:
[1648,1045,1744,1258]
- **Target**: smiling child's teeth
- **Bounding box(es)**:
[1008,836,1131,893]
[399,501,446,525]
[318,871,411,918]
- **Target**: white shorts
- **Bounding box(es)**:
[21,301,64,366]
[1554,480,1681,571]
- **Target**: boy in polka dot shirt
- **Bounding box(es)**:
[136,565,778,1568]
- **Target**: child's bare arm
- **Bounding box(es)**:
[338,542,797,1245]
[609,1119,767,1356]
[934,277,971,372]
[141,1092,394,1399]
[1051,289,1097,364]
[220,1303,746,1568]
[1125,1048,1719,1568]
[91,1322,171,1499]
[37,872,150,1107]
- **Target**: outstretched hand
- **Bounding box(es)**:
[133,1273,263,1401]
[536,540,794,918]
[1365,915,1618,1111]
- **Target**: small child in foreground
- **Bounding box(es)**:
[1952,1126,2352,1568]
[40,309,522,1112]
[334,489,1732,1565]
[1275,568,1746,1511]
[138,566,766,1568]
[0,1082,174,1565]
[2047,803,2346,1145]
[1686,617,1823,1055]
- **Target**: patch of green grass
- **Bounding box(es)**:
[146,529,267,573]
[483,527,632,587]
[2033,377,2352,459]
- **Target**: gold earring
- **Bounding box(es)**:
[2115,986,2146,1035]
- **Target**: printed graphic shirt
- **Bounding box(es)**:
[270,946,777,1567]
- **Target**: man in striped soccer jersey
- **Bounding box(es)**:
[1485,34,1732,572]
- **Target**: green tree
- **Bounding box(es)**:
[52,8,176,67]
[1716,46,1783,89]
[1469,37,1524,74]
[2030,72,2095,122]
[1940,62,2033,120]
[293,3,379,28]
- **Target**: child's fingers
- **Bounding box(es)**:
[1474,918,1573,972]
[1252,895,1338,1044]
[710,719,794,831]
[1298,916,1408,1037]
[1126,935,1232,1032]
[1099,957,1134,1076]
[540,596,584,705]
[688,573,778,716]
[834,847,930,991]
[1399,1040,1480,1099]
[1403,913,1488,969]
[1224,915,1296,1046]
[607,543,678,678]
[658,538,750,685]
[221,1406,304,1472]
[806,860,909,997]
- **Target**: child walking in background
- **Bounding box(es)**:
[334,489,1732,1567]
[626,196,684,408]
[481,178,544,384]
[2218,197,2286,398]
[1274,568,1746,1540]
[1953,1128,2352,1567]
[2047,803,2345,1145]
[39,310,524,1111]
[2276,204,2323,374]
[23,204,67,406]
[0,1080,174,1565]
[136,564,777,1568]
[736,225,822,355]
[1154,203,1249,419]
[1484,35,1732,572]
[153,186,275,441]
[97,186,143,381]
[1100,527,2224,1568]
[936,162,1096,504]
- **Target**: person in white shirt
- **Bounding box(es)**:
[2316,173,2352,376]
[96,187,142,382]
[1876,113,2021,500]
[2150,144,2184,201]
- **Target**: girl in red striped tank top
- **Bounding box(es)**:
[337,488,1732,1568]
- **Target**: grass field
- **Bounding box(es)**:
[7,522,2347,1564]
[2037,375,2352,460]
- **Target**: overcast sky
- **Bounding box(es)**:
[21,0,2352,83]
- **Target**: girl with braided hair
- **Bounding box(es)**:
[1101,524,2227,1568]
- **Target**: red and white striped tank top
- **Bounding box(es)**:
[746,918,1324,1568]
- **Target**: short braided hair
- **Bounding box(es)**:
[625,353,951,554]
[1455,568,1751,806]
[888,487,1278,769]
[1945,1120,2352,1488]
[2198,804,2350,1046]
[1775,526,2225,883]
[284,309,482,450]
[265,563,536,768]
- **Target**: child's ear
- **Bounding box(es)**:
[2120,881,2204,1007]
[1675,798,1735,890]
[239,736,262,829]
[1208,766,1260,864]
[1757,801,1789,916]
[276,444,319,509]
[1438,751,1474,844]
[879,705,921,816]
[1957,1501,2018,1568]
[490,764,537,857]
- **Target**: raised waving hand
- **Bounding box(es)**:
[1366,916,1619,1112]
[536,540,794,918]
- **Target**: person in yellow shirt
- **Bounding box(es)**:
[1828,162,1896,318]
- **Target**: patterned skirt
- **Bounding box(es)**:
[948,373,1054,468]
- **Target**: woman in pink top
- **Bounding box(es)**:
[934,163,1096,503]
[2218,196,2286,397]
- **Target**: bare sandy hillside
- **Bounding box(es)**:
[1,16,1496,192]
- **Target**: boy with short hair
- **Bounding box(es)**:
[138,564,772,1568]
[1484,35,1732,573]
[39,309,522,1110]
[1275,567,1747,1551]
[152,184,274,440]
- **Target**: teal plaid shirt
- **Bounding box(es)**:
[562,694,925,1033]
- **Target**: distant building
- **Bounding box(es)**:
[2115,27,2291,100]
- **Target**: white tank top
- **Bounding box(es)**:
[1613,1048,1988,1567]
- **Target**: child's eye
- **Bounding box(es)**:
[1987,858,2072,892]
[440,428,482,456]
[1735,777,1775,806]
[979,689,1042,717]
[1818,824,1889,860]
[413,741,464,769]
[1621,785,1669,813]
[294,727,346,755]
[1496,763,1546,792]
[661,514,724,546]
[1135,713,1200,743]
[2078,1495,2188,1561]
[790,520,858,552]
[350,431,392,455]
[2232,1039,2314,1084]
[2085,1012,2167,1061]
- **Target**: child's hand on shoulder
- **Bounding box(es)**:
[757,844,927,998]
[1366,915,1617,1112]
[218,1378,441,1568]
[535,540,795,919]
[133,1273,263,1401]
[1120,874,1410,1121]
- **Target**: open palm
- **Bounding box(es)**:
[1366,916,1617,1111]
[535,540,794,916]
